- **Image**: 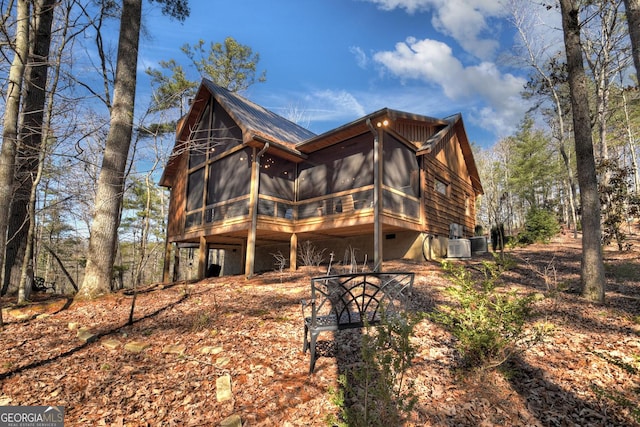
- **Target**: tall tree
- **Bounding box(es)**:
[77,0,143,299]
[3,0,56,298]
[559,0,606,303]
[0,0,30,298]
[77,0,189,299]
[623,0,640,77]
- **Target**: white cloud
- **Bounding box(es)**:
[373,37,529,136]
[349,46,369,69]
[301,89,368,123]
[363,0,507,59]
[257,88,367,131]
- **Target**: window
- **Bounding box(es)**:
[188,105,211,168]
[465,194,471,216]
[186,168,205,211]
[207,148,251,204]
[383,136,419,197]
[259,154,295,200]
[434,178,448,196]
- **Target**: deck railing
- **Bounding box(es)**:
[185,186,420,229]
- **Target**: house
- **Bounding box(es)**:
[159,79,483,280]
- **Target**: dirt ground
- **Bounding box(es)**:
[1,231,639,426]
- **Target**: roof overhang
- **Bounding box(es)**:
[246,134,308,163]
[296,108,449,153]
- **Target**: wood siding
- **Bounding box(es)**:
[162,83,481,249]
[394,122,437,145]
[423,132,476,237]
[167,151,187,240]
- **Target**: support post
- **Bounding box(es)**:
[246,143,269,278]
[162,239,172,283]
[198,236,207,279]
[173,244,180,282]
[367,118,384,271]
[290,233,298,271]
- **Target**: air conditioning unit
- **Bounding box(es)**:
[470,236,488,254]
[447,238,471,258]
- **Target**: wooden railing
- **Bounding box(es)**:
[184,185,421,229]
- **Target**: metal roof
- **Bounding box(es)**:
[202,79,317,146]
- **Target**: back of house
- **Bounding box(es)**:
[159,80,483,280]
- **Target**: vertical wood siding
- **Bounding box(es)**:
[423,132,476,237]
[168,151,187,239]
[394,122,437,145]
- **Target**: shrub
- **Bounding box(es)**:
[429,261,540,369]
[298,240,326,267]
[490,223,505,251]
[270,251,287,282]
[327,311,422,427]
[517,207,560,245]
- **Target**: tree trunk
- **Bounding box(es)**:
[4,0,56,298]
[559,0,606,303]
[624,0,640,78]
[0,0,30,302]
[77,0,142,299]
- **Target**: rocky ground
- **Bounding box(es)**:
[1,231,639,426]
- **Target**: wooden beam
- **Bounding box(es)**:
[290,233,298,271]
[373,125,384,271]
[162,240,172,283]
[198,236,207,279]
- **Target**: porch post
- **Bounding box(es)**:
[246,143,270,278]
[172,244,180,282]
[162,239,172,283]
[374,127,383,271]
[290,233,298,271]
[367,118,384,272]
[198,236,207,279]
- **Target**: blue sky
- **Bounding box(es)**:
[136,0,537,148]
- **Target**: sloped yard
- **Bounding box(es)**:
[1,233,639,426]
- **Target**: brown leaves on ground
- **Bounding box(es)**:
[1,233,639,426]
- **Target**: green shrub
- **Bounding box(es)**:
[517,207,560,245]
[327,311,422,427]
[491,223,505,251]
[429,261,539,369]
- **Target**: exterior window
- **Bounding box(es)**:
[435,178,448,196]
[188,104,211,168]
[383,136,419,197]
[207,148,251,204]
[187,168,205,211]
[259,154,295,200]
[465,194,470,216]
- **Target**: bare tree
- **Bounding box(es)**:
[582,0,629,162]
[0,0,29,325]
[78,0,189,299]
[77,0,144,299]
[509,0,580,237]
[559,0,606,303]
[9,0,56,302]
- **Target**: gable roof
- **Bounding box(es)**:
[162,81,482,195]
[296,108,448,153]
[161,80,316,186]
[417,113,483,195]
[201,79,316,146]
